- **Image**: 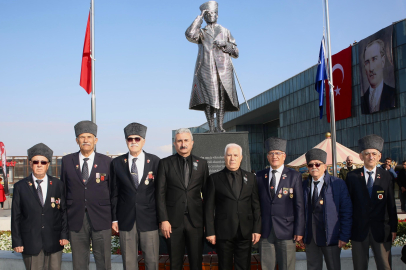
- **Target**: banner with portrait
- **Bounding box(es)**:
[358,25,395,114]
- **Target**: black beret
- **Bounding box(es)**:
[305,148,327,164]
[265,137,287,153]
[358,134,384,152]
[124,123,147,139]
[27,143,53,162]
[74,120,97,137]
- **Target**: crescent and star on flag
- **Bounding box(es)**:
[332,63,344,96]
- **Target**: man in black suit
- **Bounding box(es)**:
[205,143,261,270]
[346,134,398,269]
[110,123,160,270]
[60,121,112,270]
[156,128,209,270]
[360,39,396,114]
[12,143,68,270]
[256,137,304,270]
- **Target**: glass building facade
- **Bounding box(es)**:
[185,19,406,172]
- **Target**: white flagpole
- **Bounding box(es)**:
[324,0,338,176]
[90,0,96,124]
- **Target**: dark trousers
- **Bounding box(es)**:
[22,250,62,270]
[166,214,203,270]
[216,226,252,270]
[400,189,406,212]
[305,238,341,270]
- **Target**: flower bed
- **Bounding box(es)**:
[1,219,405,254]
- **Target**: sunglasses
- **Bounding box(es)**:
[32,160,49,165]
[127,137,142,143]
[307,163,323,168]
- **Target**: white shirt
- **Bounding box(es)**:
[128,151,145,181]
[311,174,325,197]
[363,166,377,185]
[32,173,48,203]
[268,164,284,191]
[79,151,95,176]
[369,80,384,113]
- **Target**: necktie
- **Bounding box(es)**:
[231,172,239,198]
[82,158,89,182]
[131,158,139,189]
[367,171,374,197]
[312,181,320,207]
[184,158,189,188]
[36,180,44,207]
[270,170,277,199]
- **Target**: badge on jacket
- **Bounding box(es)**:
[278,189,282,198]
[145,171,154,185]
[243,175,248,184]
[193,162,198,170]
[96,173,100,183]
[289,188,293,198]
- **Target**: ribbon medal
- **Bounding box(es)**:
[193,162,198,170]
[283,187,288,195]
[278,189,282,198]
[289,188,293,198]
[96,173,100,183]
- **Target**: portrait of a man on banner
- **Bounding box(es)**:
[359,25,396,114]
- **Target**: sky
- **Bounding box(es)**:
[0,0,405,158]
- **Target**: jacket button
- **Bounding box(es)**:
[85,199,87,202]
[42,226,44,229]
[85,187,87,190]
[42,214,44,216]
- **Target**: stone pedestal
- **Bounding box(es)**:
[192,132,251,174]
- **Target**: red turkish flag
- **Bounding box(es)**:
[80,12,91,94]
[326,46,352,122]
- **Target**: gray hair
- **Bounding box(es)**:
[224,143,242,156]
[174,128,193,141]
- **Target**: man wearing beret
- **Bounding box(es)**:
[110,123,160,270]
[301,149,352,270]
[205,143,261,270]
[346,134,398,269]
[156,128,210,270]
[12,143,68,270]
[60,120,112,270]
[256,137,304,270]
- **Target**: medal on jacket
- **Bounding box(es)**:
[243,175,248,184]
[278,189,282,198]
[193,162,198,170]
[319,199,324,205]
[96,173,100,183]
[51,203,55,208]
[145,171,154,185]
[289,188,293,198]
[283,187,288,195]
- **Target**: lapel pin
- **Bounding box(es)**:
[50,181,52,185]
[377,174,380,179]
[196,160,199,162]
[320,199,324,205]
[265,174,268,178]
[94,164,98,168]
[361,172,364,177]
[124,159,127,163]
[147,159,150,163]
[378,194,383,200]
[29,182,32,186]
[76,165,79,169]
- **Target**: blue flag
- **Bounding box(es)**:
[315,38,328,119]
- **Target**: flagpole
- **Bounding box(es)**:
[90,0,96,124]
[324,0,337,176]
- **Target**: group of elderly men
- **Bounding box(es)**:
[11,120,398,270]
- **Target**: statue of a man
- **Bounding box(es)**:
[186,1,239,133]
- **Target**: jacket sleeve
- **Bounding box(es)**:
[59,180,69,240]
[387,174,398,233]
[205,174,216,237]
[251,174,262,234]
[110,161,118,222]
[11,184,23,248]
[337,180,352,243]
[293,173,305,236]
[156,160,168,222]
[185,15,204,44]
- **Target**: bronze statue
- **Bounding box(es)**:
[186,1,239,133]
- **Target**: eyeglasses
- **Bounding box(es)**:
[127,137,142,143]
[268,152,284,156]
[307,163,323,168]
[32,160,49,165]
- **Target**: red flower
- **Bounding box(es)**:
[50,181,53,185]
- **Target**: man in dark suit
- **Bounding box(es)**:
[256,137,304,270]
[60,121,112,270]
[397,160,406,213]
[12,143,68,270]
[346,134,398,269]
[205,143,261,270]
[360,39,396,114]
[156,128,209,270]
[110,123,160,270]
[301,149,352,270]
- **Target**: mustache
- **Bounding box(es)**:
[81,143,91,146]
[311,169,319,172]
[130,143,139,147]
[180,146,188,150]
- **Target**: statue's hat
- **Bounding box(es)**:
[200,1,218,13]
